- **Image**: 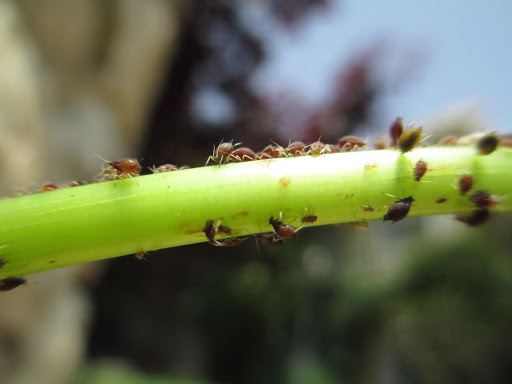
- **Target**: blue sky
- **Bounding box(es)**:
[252,0,512,132]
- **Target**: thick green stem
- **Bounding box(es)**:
[0,147,511,278]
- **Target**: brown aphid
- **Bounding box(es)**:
[15,187,29,195]
[152,164,178,173]
[206,141,236,165]
[338,136,366,151]
[436,197,447,204]
[286,141,307,156]
[110,158,141,176]
[203,220,218,244]
[178,165,190,170]
[214,237,246,247]
[439,135,459,146]
[134,251,147,260]
[323,144,339,154]
[217,224,232,236]
[100,157,141,180]
[301,215,318,223]
[257,233,284,247]
[469,189,498,209]
[477,132,499,155]
[414,160,427,181]
[40,182,60,192]
[398,127,422,153]
[456,209,490,227]
[383,196,414,223]
[458,174,474,195]
[255,151,273,160]
[0,277,26,292]
[351,221,369,231]
[362,205,374,212]
[389,117,403,146]
[500,137,512,148]
[263,144,286,158]
[308,141,326,155]
[228,147,256,162]
[70,180,88,187]
[269,215,300,239]
[374,138,388,150]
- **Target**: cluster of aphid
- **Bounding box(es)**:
[202,211,306,249]
[2,118,507,292]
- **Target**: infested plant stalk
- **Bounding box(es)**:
[0,145,511,279]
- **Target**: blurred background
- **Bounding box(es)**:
[0,1,511,383]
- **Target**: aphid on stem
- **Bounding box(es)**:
[263,144,286,158]
[398,126,423,153]
[338,136,366,151]
[469,190,499,209]
[477,132,499,155]
[134,251,147,260]
[150,164,178,173]
[206,140,239,165]
[228,147,256,162]
[456,209,490,227]
[269,212,302,239]
[96,155,141,180]
[40,182,60,192]
[285,141,308,156]
[414,160,427,181]
[389,117,403,147]
[0,277,26,292]
[383,196,414,223]
[458,174,474,195]
[256,233,284,247]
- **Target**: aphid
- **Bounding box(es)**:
[436,197,447,204]
[257,233,284,247]
[414,160,427,181]
[98,156,141,180]
[263,144,286,158]
[217,225,232,236]
[255,151,273,160]
[500,137,512,148]
[202,220,233,246]
[0,257,5,268]
[458,174,474,195]
[134,251,147,260]
[15,187,29,195]
[151,164,178,173]
[398,127,422,153]
[228,147,256,162]
[338,136,366,151]
[206,140,237,165]
[69,180,88,187]
[351,221,369,231]
[456,209,489,227]
[214,237,246,247]
[178,165,190,170]
[389,117,403,146]
[0,277,26,292]
[308,141,326,155]
[477,132,499,155]
[362,205,374,212]
[40,182,60,192]
[374,138,388,150]
[301,215,318,223]
[439,135,459,146]
[469,190,498,209]
[383,196,414,223]
[285,141,307,156]
[323,144,339,154]
[269,214,301,239]
[203,220,218,244]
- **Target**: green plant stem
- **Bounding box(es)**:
[0,146,511,278]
